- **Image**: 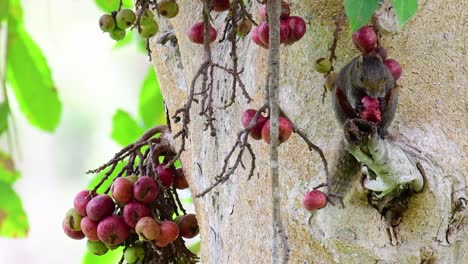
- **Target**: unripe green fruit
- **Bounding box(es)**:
[99,14,116,32]
[64,208,83,231]
[139,9,155,26]
[139,21,159,38]
[110,28,126,41]
[87,240,109,256]
[314,58,332,74]
[237,19,252,37]
[116,9,136,29]
[124,245,145,264]
[158,0,179,18]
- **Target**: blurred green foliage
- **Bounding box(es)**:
[0,0,62,238]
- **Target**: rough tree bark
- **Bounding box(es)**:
[149,0,467,263]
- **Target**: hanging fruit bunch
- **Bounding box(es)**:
[62,125,199,263]
[251,0,307,48]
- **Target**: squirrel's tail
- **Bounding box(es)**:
[328,140,361,201]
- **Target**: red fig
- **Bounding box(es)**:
[62,220,85,240]
[176,214,199,239]
[97,216,130,245]
[134,176,159,204]
[352,26,377,54]
[251,26,268,49]
[188,22,217,44]
[302,190,328,211]
[241,109,267,140]
[384,59,402,81]
[73,190,96,216]
[86,194,115,222]
[80,216,99,241]
[261,117,293,144]
[123,201,151,228]
[284,16,306,44]
[111,177,134,205]
[156,164,175,187]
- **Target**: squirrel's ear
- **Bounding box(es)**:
[357,55,363,68]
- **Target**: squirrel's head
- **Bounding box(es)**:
[351,54,392,98]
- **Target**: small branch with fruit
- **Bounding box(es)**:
[62,125,199,263]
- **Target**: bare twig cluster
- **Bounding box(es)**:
[87,125,197,264]
[169,0,255,165]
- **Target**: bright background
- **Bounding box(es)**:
[0,0,152,263]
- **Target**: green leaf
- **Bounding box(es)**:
[344,0,380,32]
[0,150,19,184]
[138,68,165,128]
[392,0,418,27]
[0,102,9,135]
[87,161,126,194]
[111,109,144,146]
[82,246,123,264]
[0,0,9,22]
[113,30,133,50]
[7,0,22,25]
[0,181,28,238]
[6,23,62,132]
[95,0,133,13]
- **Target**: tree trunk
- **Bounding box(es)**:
[149,0,467,263]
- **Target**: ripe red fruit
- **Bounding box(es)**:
[261,117,293,144]
[80,216,99,241]
[241,109,267,140]
[86,194,115,222]
[213,0,230,12]
[134,176,159,204]
[251,26,268,49]
[111,177,134,205]
[359,96,382,123]
[374,45,388,61]
[258,21,290,45]
[302,190,328,211]
[62,220,85,240]
[176,214,199,239]
[97,216,130,245]
[284,16,306,45]
[135,217,161,240]
[174,168,189,189]
[73,190,96,216]
[156,164,175,187]
[155,221,179,245]
[123,201,151,228]
[352,26,377,54]
[384,59,402,81]
[188,22,217,44]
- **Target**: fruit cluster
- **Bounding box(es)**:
[241,109,293,144]
[98,1,180,41]
[352,26,402,81]
[251,1,307,48]
[63,161,198,262]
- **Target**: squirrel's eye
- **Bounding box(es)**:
[359,75,364,82]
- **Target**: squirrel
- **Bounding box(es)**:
[328,52,399,204]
